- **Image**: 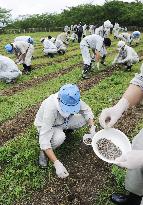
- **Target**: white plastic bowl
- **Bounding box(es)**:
[91,128,132,164]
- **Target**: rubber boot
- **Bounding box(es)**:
[101,55,106,66]
[82,64,91,79]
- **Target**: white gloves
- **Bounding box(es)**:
[115,150,143,170]
[89,125,96,137]
[54,160,69,179]
[83,134,93,145]
[99,98,129,128]
[83,125,96,145]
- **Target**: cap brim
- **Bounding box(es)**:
[59,101,80,114]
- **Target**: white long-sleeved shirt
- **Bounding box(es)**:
[43,39,57,49]
[120,45,138,63]
[114,45,139,63]
[57,32,69,45]
[55,39,65,50]
[34,93,94,149]
[0,55,21,72]
[80,34,104,52]
[13,41,32,54]
[14,36,31,43]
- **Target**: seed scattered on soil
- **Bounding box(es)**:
[97,138,122,160]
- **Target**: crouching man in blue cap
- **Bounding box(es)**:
[34,84,96,178]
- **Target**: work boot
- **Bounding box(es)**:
[125,65,132,72]
[82,64,91,79]
[111,193,142,205]
[48,53,54,58]
[101,55,106,66]
[38,150,48,168]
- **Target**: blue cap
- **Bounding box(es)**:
[28,37,34,44]
[58,84,80,114]
[5,44,13,53]
[132,31,140,38]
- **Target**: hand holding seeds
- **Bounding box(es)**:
[83,134,93,145]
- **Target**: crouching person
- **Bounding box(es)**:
[112,41,139,71]
[5,41,34,74]
[0,55,22,83]
[40,38,57,57]
[34,84,96,178]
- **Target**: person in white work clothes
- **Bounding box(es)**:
[5,41,34,74]
[34,84,96,179]
[112,41,139,71]
[14,36,34,44]
[40,38,57,58]
[0,55,22,83]
[80,34,111,79]
[99,63,143,205]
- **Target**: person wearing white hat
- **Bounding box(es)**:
[112,41,139,71]
[34,84,96,178]
[99,63,143,205]
[40,38,57,57]
[0,55,22,83]
[113,23,121,39]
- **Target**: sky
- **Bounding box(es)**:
[0,0,138,18]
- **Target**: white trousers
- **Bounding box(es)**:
[50,114,86,150]
[24,45,34,66]
[44,48,57,55]
[125,129,143,196]
[80,44,91,66]
[0,70,22,82]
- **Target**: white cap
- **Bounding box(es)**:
[117,40,126,49]
[104,20,112,28]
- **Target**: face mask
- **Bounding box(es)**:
[55,93,71,118]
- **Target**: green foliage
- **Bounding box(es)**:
[6,1,143,29]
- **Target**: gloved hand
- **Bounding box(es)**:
[89,125,96,137]
[54,160,69,178]
[99,98,129,128]
[96,62,100,70]
[115,150,143,170]
[83,133,93,145]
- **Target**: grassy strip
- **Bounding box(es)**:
[0,62,142,204]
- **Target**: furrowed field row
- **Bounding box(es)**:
[0,61,136,145]
[0,48,81,91]
[0,50,116,125]
[0,62,142,205]
[0,52,81,91]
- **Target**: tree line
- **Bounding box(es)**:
[1,0,143,30]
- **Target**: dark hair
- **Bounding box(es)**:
[67,31,70,34]
[48,36,52,39]
[104,38,111,47]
